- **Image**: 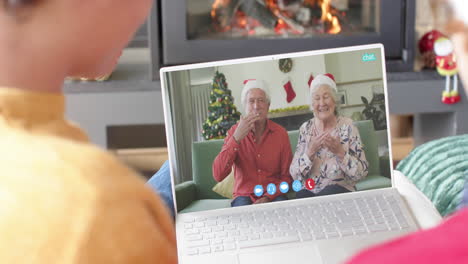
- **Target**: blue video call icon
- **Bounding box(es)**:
[279,181,289,193]
[267,183,277,195]
[254,185,264,197]
[292,180,302,192]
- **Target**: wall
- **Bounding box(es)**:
[324,48,383,83]
[218,55,326,112]
[324,48,386,123]
[65,90,164,148]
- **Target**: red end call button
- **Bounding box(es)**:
[305,178,315,190]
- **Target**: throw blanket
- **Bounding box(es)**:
[396,135,468,216]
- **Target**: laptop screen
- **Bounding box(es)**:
[161,44,392,215]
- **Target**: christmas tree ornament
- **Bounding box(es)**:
[282,77,296,103]
[434,37,460,104]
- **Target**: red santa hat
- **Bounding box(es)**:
[241,79,271,105]
[309,73,337,93]
[308,74,337,110]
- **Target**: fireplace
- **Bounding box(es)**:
[159,0,414,72]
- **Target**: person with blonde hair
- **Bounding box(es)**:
[0,0,176,263]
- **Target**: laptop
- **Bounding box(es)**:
[160,44,419,264]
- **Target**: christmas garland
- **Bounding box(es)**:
[269,105,309,114]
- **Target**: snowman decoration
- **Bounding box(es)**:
[434,36,460,104]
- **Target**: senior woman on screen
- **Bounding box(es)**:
[289,74,369,198]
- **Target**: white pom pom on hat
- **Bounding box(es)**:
[309,73,337,92]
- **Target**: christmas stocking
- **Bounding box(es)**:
[307,74,314,87]
[283,80,296,103]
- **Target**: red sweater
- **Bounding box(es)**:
[347,208,468,264]
[212,120,293,201]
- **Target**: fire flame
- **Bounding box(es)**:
[321,0,341,34]
[211,0,342,35]
[211,0,230,19]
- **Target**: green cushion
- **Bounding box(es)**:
[356,175,391,191]
[396,135,468,216]
[354,120,381,176]
[288,130,299,151]
[192,140,225,199]
[175,181,197,212]
[180,199,232,213]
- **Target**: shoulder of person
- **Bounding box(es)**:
[0,128,175,263]
[0,127,151,199]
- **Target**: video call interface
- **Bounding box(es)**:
[163,48,392,214]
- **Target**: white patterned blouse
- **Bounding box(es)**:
[289,117,369,194]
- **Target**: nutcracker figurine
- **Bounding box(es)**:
[434,36,460,104]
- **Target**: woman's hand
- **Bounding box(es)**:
[306,132,328,159]
[233,113,260,143]
[323,134,346,160]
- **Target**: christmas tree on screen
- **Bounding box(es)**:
[202,71,241,140]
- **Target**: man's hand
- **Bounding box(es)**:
[253,196,271,204]
[233,113,260,143]
[323,134,345,160]
[306,132,328,159]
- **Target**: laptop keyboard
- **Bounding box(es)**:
[181,192,411,256]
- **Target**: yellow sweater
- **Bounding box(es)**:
[0,87,176,263]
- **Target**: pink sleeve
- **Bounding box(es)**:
[346,209,468,264]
